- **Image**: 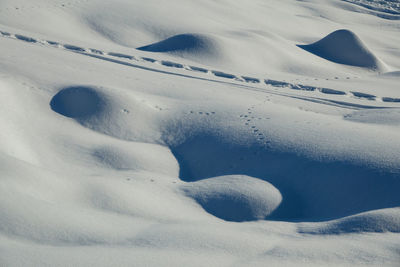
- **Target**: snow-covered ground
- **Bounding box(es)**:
[0,0,399,266]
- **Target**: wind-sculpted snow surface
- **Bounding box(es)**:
[1,0,400,266]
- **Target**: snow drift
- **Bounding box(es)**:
[1,0,400,266]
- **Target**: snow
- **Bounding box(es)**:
[0,0,400,266]
[181,175,282,222]
[297,29,386,70]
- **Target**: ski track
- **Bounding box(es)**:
[1,29,399,106]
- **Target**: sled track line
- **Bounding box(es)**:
[1,30,399,109]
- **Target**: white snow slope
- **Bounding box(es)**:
[1,0,400,266]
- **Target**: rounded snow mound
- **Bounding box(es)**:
[137,33,219,57]
[298,29,385,70]
[181,175,282,222]
[50,86,106,118]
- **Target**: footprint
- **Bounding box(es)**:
[292,84,317,91]
[189,66,208,73]
[108,52,133,59]
[46,40,59,46]
[15,34,37,43]
[351,92,376,100]
[90,48,103,55]
[319,88,346,95]
[212,71,236,79]
[0,31,11,36]
[382,97,400,103]
[141,57,157,63]
[63,44,85,52]
[161,61,184,68]
[242,76,260,83]
[264,79,291,88]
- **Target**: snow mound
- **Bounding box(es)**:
[137,34,219,58]
[299,208,400,234]
[50,85,161,143]
[298,29,385,70]
[181,175,282,222]
[50,86,106,118]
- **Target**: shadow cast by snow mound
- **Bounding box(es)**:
[181,175,282,222]
[168,131,400,223]
[50,86,105,118]
[137,33,219,57]
[298,29,385,70]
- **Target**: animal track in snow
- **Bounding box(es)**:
[189,110,216,116]
[239,101,272,147]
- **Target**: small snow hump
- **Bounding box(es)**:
[298,29,385,70]
[137,33,218,56]
[181,175,282,222]
[50,86,105,118]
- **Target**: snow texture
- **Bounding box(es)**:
[0,0,399,266]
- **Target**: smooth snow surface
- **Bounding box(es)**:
[0,0,400,266]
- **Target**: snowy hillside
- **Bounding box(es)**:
[0,0,399,266]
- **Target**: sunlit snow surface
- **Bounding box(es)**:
[0,0,400,266]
